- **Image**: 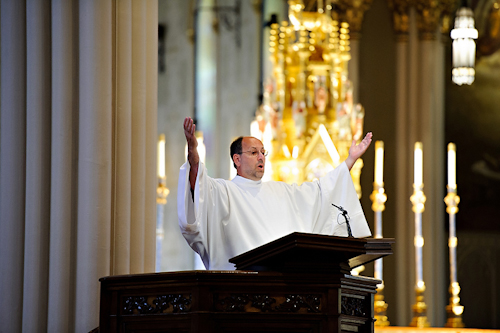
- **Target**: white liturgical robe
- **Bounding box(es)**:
[177,161,371,270]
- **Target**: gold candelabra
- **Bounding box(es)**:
[156,179,170,205]
[370,141,389,326]
[444,142,464,327]
[371,183,389,326]
[409,184,429,328]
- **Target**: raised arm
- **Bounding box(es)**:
[184,117,199,190]
[345,132,373,171]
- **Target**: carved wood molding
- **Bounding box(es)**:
[214,293,322,313]
[123,294,192,315]
[341,294,368,317]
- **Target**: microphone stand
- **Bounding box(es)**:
[332,204,353,238]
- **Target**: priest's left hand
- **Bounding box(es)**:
[345,132,373,171]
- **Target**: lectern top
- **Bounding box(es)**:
[229,232,394,274]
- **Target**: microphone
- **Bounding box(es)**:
[332,203,353,238]
[331,203,346,213]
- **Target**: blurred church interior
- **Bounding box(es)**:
[1,0,499,331]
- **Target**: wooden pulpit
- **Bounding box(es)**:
[99,233,394,333]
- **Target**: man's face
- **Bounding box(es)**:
[233,137,266,181]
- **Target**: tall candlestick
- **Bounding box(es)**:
[375,141,384,185]
[371,140,389,326]
[410,142,429,327]
[448,143,456,188]
[158,134,166,179]
[157,134,169,205]
[445,142,464,327]
[414,142,423,187]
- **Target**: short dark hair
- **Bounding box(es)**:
[230,136,244,169]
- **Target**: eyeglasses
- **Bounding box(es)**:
[238,149,268,157]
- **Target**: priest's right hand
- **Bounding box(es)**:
[184,117,198,151]
[184,117,200,190]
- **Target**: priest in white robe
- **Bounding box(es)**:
[178,117,373,270]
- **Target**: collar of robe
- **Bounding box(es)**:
[232,175,262,186]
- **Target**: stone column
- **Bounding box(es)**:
[340,0,373,103]
[114,0,133,276]
[23,0,52,331]
[389,0,415,325]
[0,1,27,331]
[144,0,159,273]
[196,0,218,175]
[75,0,113,330]
[48,0,79,331]
[389,0,455,325]
[130,0,148,274]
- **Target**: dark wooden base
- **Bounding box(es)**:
[99,270,380,333]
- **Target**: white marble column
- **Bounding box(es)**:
[144,0,159,273]
[392,5,447,326]
[48,0,78,331]
[196,0,218,175]
[113,0,133,276]
[394,7,419,325]
[419,37,446,326]
[130,0,147,274]
[0,1,27,332]
[0,1,158,331]
[158,0,196,272]
[75,0,113,330]
[23,0,52,331]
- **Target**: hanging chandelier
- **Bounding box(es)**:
[450,7,478,85]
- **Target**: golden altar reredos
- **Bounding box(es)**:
[252,0,367,197]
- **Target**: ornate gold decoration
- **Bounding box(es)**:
[387,0,413,41]
[410,283,430,327]
[410,184,426,213]
[446,282,465,327]
[374,285,390,326]
[253,0,365,194]
[387,0,457,41]
[156,181,170,205]
[444,188,460,214]
[439,0,459,36]
[410,179,429,327]
[334,0,373,39]
[415,0,443,40]
[370,183,387,212]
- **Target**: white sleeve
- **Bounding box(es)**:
[177,161,229,269]
[314,162,372,238]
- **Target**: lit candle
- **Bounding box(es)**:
[158,134,166,179]
[448,143,456,188]
[414,142,423,186]
[374,141,384,185]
